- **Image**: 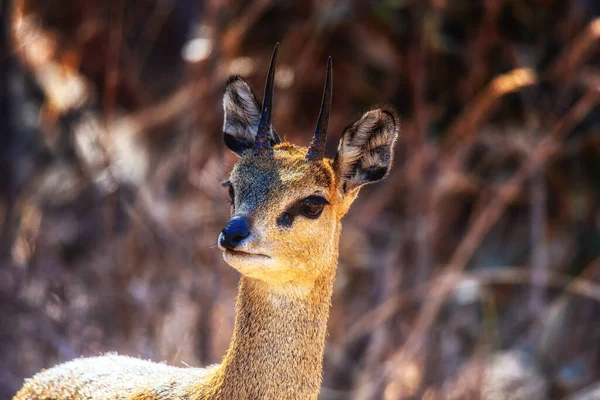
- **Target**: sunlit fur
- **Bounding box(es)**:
[222,144,341,290]
[14,73,398,400]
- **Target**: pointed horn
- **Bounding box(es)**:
[306,57,332,161]
[254,43,279,151]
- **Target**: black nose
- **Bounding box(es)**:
[220,216,250,250]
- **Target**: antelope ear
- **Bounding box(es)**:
[222,76,281,156]
[333,108,399,193]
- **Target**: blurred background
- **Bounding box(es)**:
[1,0,600,399]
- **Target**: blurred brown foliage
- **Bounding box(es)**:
[2,0,600,399]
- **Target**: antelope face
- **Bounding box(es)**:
[221,145,338,287]
[218,45,399,289]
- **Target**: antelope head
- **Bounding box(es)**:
[219,44,399,291]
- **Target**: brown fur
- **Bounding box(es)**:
[14,73,399,400]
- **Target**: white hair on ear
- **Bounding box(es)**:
[223,77,261,145]
[222,76,281,156]
[334,108,399,192]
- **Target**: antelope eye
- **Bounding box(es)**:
[299,196,328,219]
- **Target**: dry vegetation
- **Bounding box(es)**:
[1,1,600,399]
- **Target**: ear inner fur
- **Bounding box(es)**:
[222,76,262,155]
[222,76,282,156]
[333,107,399,192]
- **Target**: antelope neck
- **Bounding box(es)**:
[213,270,336,399]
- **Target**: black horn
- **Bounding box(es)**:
[254,43,279,151]
[306,57,332,161]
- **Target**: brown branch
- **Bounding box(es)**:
[442,68,537,157]
[388,86,600,368]
[344,259,600,346]
[549,18,600,81]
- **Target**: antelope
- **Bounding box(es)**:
[14,44,399,400]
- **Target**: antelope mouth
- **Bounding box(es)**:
[224,249,270,259]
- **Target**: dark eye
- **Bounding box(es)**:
[228,185,235,204]
[299,196,328,219]
[279,195,329,228]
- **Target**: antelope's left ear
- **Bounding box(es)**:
[222,76,281,156]
[333,108,399,193]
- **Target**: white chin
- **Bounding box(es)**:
[222,250,272,269]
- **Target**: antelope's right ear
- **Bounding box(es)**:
[222,76,281,156]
